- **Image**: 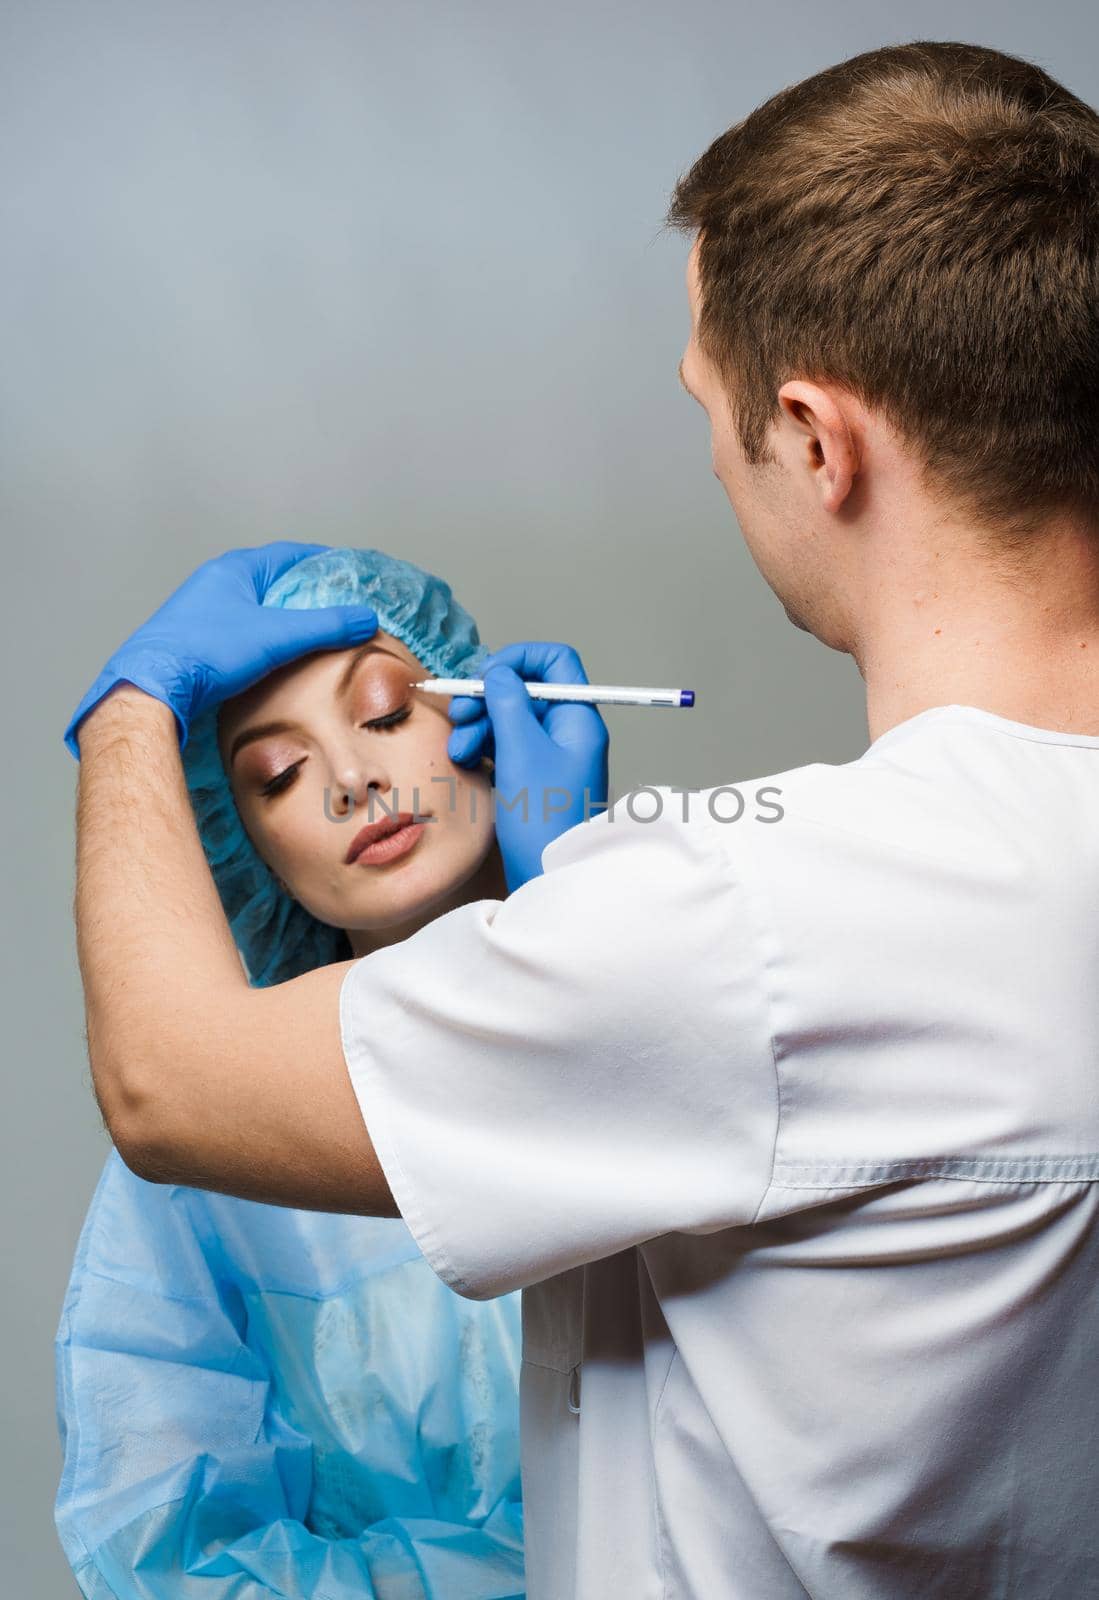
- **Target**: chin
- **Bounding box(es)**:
[359,874,452,926]
[363,845,492,926]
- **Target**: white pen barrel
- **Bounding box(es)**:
[413,679,693,707]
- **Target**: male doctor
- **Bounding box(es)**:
[65,41,1099,1600]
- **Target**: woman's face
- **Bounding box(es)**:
[217,629,499,942]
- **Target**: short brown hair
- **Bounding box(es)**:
[665,41,1099,544]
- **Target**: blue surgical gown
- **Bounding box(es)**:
[54,1147,525,1599]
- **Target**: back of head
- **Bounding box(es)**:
[665,41,1099,546]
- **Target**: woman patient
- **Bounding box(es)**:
[54,548,525,1600]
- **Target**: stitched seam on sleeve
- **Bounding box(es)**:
[690,803,783,1227]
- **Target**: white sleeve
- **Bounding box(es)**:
[338,790,779,1300]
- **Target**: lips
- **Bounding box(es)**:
[345,811,426,865]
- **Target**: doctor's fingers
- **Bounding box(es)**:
[478,645,606,755]
[448,712,493,767]
[449,661,557,767]
[447,647,555,764]
[446,649,555,727]
[448,641,589,721]
[479,640,592,688]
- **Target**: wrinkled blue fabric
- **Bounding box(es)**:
[55,547,524,1598]
[55,1152,524,1599]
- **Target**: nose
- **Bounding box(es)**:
[328,750,393,821]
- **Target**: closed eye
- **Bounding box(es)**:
[261,762,304,798]
[260,706,413,799]
[364,706,412,733]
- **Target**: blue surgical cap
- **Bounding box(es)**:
[182,547,491,989]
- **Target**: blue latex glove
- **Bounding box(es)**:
[447,642,609,893]
[63,542,379,759]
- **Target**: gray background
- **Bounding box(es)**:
[4,1,1094,1590]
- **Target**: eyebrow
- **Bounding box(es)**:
[227,643,412,766]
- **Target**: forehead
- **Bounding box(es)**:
[216,629,419,735]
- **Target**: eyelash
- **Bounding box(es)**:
[260,706,413,798]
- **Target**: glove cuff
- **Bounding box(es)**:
[63,665,189,761]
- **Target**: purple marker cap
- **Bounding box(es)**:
[680,690,695,708]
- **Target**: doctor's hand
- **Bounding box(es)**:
[63,542,379,760]
[446,641,609,893]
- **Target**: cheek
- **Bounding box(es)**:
[415,708,485,782]
[229,784,314,886]
[438,756,495,831]
[407,716,453,789]
[419,724,495,834]
[711,423,743,481]
[710,429,741,493]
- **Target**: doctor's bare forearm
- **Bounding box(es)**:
[73,687,251,1154]
[72,685,397,1214]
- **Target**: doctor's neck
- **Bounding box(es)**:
[749,390,1099,745]
[844,498,1099,746]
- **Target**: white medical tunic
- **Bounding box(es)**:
[338,703,1099,1599]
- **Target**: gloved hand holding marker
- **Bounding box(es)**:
[439,669,696,891]
[440,653,694,892]
[440,642,615,892]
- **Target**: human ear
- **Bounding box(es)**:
[783,376,857,512]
